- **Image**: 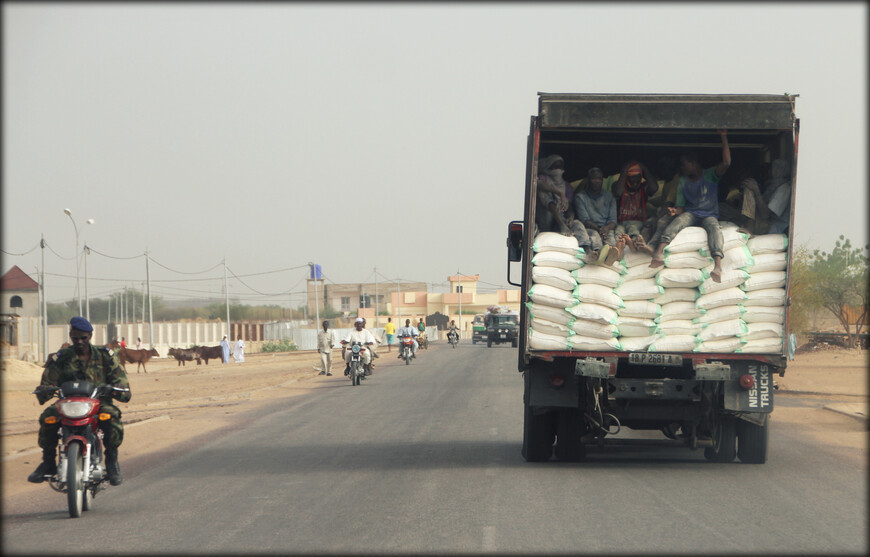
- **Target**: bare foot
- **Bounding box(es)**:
[649,258,664,268]
[710,267,722,283]
[605,238,625,266]
[634,236,655,257]
[621,233,636,252]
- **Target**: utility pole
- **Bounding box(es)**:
[375,267,379,328]
[84,244,90,321]
[146,250,154,349]
[458,271,462,339]
[224,258,231,339]
[40,235,47,363]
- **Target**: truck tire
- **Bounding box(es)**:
[737,417,769,464]
[704,415,737,463]
[522,372,555,462]
[487,337,492,348]
[511,339,518,348]
[554,408,586,462]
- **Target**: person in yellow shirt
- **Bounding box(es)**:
[383,317,396,352]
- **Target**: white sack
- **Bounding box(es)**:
[695,336,745,353]
[569,335,624,351]
[530,318,573,338]
[696,287,748,311]
[742,322,784,341]
[571,318,620,339]
[532,232,582,255]
[664,251,713,269]
[648,335,697,352]
[746,252,788,273]
[694,304,746,325]
[742,306,785,324]
[528,329,571,350]
[655,288,699,305]
[566,303,619,325]
[532,266,577,291]
[616,316,658,337]
[622,262,661,281]
[621,248,653,268]
[747,234,788,255]
[574,283,624,310]
[615,278,663,301]
[620,335,659,352]
[618,300,662,320]
[656,319,702,336]
[532,250,584,271]
[528,284,577,309]
[696,319,748,342]
[718,245,755,271]
[526,302,573,326]
[743,288,787,307]
[741,271,787,292]
[736,339,784,354]
[722,228,750,252]
[664,226,708,254]
[572,265,622,288]
[698,269,749,295]
[658,301,703,322]
[656,268,707,289]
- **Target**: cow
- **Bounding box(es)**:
[192,345,224,365]
[118,347,160,373]
[168,347,201,366]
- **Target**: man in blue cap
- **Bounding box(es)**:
[28,317,132,486]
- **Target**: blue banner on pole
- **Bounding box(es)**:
[309,264,322,280]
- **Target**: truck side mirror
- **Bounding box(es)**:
[507,221,524,262]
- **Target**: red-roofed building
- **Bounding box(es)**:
[1,266,40,318]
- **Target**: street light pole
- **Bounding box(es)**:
[63,209,94,316]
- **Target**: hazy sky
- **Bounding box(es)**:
[3,2,867,308]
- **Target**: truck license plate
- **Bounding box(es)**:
[629,353,683,367]
[500,334,507,339]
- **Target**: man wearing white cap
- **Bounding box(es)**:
[341,318,377,376]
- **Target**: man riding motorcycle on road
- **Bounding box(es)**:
[28,316,131,486]
[342,318,378,376]
[396,319,419,359]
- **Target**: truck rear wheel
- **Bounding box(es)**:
[554,408,586,461]
[511,339,518,348]
[736,417,769,464]
[487,338,492,348]
[522,372,555,462]
[704,415,736,463]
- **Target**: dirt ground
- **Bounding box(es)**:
[2,346,867,501]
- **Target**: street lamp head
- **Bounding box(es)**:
[86,218,95,225]
[64,208,72,216]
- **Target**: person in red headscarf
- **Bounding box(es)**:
[612,160,659,245]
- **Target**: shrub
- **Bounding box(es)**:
[261,339,299,352]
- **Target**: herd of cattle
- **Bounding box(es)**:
[58,341,229,373]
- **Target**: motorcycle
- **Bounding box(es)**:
[447,330,459,348]
[31,381,129,518]
[399,335,415,365]
[342,341,368,386]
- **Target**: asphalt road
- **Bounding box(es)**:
[3,343,867,554]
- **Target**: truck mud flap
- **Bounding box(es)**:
[529,366,580,408]
[723,362,774,413]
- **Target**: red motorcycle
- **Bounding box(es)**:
[399,335,415,365]
[32,380,129,518]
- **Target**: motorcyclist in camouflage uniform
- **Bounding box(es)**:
[27,316,132,486]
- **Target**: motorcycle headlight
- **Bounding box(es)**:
[58,400,95,419]
[352,345,361,354]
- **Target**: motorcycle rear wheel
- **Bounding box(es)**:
[66,442,84,518]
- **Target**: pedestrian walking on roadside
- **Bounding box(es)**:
[233,336,245,363]
[220,335,230,363]
[383,317,396,352]
[318,320,335,376]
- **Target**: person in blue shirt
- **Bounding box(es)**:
[574,167,624,264]
[640,129,731,282]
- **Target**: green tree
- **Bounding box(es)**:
[806,236,869,348]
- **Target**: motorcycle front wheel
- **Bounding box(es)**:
[66,442,84,518]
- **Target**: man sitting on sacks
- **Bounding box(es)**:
[635,129,731,282]
[535,154,595,257]
[574,166,626,265]
[612,160,659,245]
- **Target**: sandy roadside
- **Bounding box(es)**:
[2,346,867,501]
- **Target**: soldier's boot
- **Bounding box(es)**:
[105,448,123,486]
[27,449,57,483]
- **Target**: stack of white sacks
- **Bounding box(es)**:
[526,226,788,353]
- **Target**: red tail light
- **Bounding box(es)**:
[549,374,565,388]
[739,374,755,390]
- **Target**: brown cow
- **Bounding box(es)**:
[192,345,224,365]
[168,347,201,366]
[119,347,160,373]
